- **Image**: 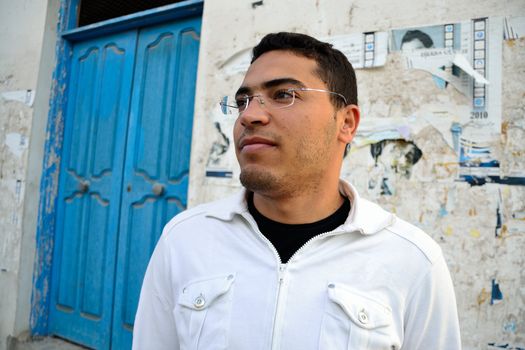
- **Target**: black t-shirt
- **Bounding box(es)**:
[248,193,351,263]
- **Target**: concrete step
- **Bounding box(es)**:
[9,337,89,350]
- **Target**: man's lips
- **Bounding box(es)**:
[238,136,277,152]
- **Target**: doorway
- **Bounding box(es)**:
[47,15,201,349]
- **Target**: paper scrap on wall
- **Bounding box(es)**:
[221,48,252,76]
[1,89,35,106]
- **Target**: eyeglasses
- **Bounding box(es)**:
[219,87,347,116]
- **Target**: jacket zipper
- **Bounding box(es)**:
[287,228,350,263]
[241,213,286,350]
[271,263,287,350]
[242,212,359,350]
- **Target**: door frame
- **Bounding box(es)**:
[30,0,203,336]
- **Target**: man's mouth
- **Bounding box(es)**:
[239,136,277,152]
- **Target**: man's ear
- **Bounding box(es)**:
[338,104,360,144]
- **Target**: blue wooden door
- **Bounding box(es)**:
[49,16,201,350]
[49,29,137,349]
[111,18,201,349]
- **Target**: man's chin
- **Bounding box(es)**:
[239,169,280,194]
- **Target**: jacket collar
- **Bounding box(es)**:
[206,179,395,235]
[337,180,395,235]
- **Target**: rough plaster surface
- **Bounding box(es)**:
[0,1,49,349]
[0,0,523,348]
[189,1,525,348]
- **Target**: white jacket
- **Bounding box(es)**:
[133,180,461,350]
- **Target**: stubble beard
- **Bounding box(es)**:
[239,168,282,194]
[238,112,339,197]
[238,156,298,198]
[239,131,336,198]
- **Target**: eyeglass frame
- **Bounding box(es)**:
[219,87,348,116]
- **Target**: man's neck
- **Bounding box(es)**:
[251,179,344,224]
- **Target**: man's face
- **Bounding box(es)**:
[233,50,351,197]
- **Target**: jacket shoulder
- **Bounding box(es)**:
[385,216,443,265]
[161,194,240,236]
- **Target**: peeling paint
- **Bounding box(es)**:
[488,343,525,350]
[4,132,28,158]
[491,279,504,305]
[439,204,448,217]
[30,0,72,335]
[496,191,503,237]
[478,287,491,305]
[503,320,517,334]
[469,228,481,238]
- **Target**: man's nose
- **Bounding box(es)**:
[238,96,270,127]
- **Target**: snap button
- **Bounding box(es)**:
[193,294,206,309]
[357,309,369,324]
[227,274,234,280]
[328,283,335,289]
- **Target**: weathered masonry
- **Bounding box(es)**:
[0,0,524,349]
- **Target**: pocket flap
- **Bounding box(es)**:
[178,274,235,311]
[327,282,392,329]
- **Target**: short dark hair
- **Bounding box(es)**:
[251,32,357,108]
[401,30,434,48]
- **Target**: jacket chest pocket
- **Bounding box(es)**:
[174,274,235,350]
[319,283,400,350]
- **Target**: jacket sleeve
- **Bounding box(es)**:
[402,252,462,349]
[132,235,179,350]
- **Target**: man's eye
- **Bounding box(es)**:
[272,90,294,101]
[235,97,248,109]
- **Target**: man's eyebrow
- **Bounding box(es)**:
[235,78,307,97]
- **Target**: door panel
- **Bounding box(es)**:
[49,30,137,349]
[111,17,201,349]
[80,194,110,317]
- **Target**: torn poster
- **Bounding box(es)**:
[220,31,388,76]
[392,18,507,185]
[367,139,423,196]
[350,111,461,150]
[323,31,388,68]
[351,115,422,149]
[390,20,490,97]
[205,106,239,183]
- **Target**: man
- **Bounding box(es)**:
[133,32,461,349]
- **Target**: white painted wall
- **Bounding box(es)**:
[189,1,525,348]
[0,0,58,349]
